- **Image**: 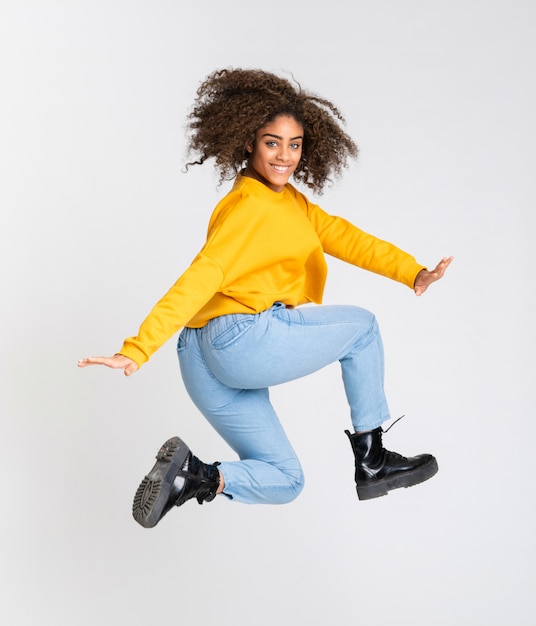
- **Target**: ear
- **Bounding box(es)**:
[245,136,256,154]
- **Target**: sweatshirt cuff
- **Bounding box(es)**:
[117,342,149,368]
[398,258,427,289]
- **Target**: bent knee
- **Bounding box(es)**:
[275,465,305,504]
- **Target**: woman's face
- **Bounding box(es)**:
[245,115,303,192]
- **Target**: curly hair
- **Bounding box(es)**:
[185,68,358,194]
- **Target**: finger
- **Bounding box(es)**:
[124,363,138,376]
[77,357,101,367]
[438,256,454,271]
[414,283,426,296]
[431,258,451,278]
[78,356,118,368]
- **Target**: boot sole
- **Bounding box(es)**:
[356,457,439,501]
[132,437,190,528]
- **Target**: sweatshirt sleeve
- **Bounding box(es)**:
[117,193,264,368]
[304,200,426,288]
[118,253,223,367]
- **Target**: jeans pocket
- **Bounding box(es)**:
[210,318,255,350]
[177,330,189,353]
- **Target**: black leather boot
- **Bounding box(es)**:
[345,427,438,500]
[132,436,220,528]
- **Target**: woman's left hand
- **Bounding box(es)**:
[414,256,453,296]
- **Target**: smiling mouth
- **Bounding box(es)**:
[271,164,291,173]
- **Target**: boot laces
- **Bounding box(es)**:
[382,414,405,434]
[381,416,408,461]
[178,455,219,504]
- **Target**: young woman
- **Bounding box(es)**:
[78,68,452,529]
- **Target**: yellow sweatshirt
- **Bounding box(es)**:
[119,175,425,366]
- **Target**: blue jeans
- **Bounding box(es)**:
[177,303,390,504]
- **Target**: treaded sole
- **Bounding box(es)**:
[132,437,190,528]
[357,457,439,500]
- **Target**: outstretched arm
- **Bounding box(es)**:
[78,354,139,377]
[414,256,453,296]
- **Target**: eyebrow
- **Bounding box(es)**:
[261,132,304,141]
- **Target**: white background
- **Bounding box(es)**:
[1,1,534,624]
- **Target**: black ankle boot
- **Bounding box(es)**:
[344,427,438,500]
[132,436,220,528]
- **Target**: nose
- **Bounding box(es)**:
[276,145,290,162]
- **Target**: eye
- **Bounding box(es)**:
[290,143,301,150]
[265,140,278,147]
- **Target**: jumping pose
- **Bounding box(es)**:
[79,68,452,528]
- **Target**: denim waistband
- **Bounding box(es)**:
[196,302,286,335]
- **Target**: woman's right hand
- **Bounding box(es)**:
[77,354,139,376]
